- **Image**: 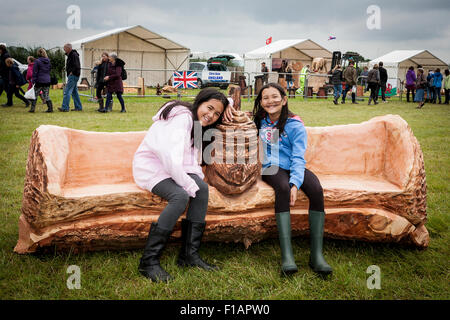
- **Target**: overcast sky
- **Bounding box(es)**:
[1,0,449,63]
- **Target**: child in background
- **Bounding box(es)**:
[133,88,230,282]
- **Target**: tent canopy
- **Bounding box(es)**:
[244,39,332,86]
[71,25,190,86]
[72,25,188,51]
[245,39,332,59]
[369,50,448,69]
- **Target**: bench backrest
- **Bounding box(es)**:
[39,115,414,191]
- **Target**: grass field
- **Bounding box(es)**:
[0,88,448,300]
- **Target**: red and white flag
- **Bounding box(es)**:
[266,37,272,45]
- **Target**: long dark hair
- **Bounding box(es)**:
[158,87,229,149]
[252,83,293,134]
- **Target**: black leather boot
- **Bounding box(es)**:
[29,99,36,113]
[177,219,219,271]
[45,100,53,113]
[97,99,105,112]
[138,223,173,282]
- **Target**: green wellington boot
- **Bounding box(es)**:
[308,210,333,276]
[275,211,298,276]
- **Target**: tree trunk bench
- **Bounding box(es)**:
[14,115,428,254]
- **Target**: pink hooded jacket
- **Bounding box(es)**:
[132,104,203,198]
[26,63,34,90]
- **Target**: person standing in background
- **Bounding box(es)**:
[443,69,450,105]
[378,61,388,103]
[426,70,434,103]
[0,44,11,105]
[95,52,109,112]
[261,62,269,85]
[432,68,443,104]
[103,53,126,113]
[414,68,427,109]
[59,43,83,112]
[360,66,369,92]
[367,64,380,105]
[405,66,416,103]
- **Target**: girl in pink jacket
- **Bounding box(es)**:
[26,56,35,90]
[133,88,230,282]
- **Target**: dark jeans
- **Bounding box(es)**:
[151,174,209,231]
[433,87,442,103]
[380,82,386,101]
[406,87,415,102]
[7,86,28,106]
[262,167,324,213]
[368,82,379,103]
[0,77,6,96]
[427,86,435,101]
[445,89,450,104]
[95,82,106,100]
[106,91,125,110]
[342,85,355,103]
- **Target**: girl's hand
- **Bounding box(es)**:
[223,105,235,122]
[104,76,109,81]
[290,185,298,207]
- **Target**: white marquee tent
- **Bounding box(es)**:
[244,39,332,84]
[369,50,448,94]
[71,25,190,86]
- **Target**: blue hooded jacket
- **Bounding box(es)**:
[433,72,443,88]
[259,114,307,189]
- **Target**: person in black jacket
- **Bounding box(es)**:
[3,58,29,107]
[378,61,388,103]
[59,43,83,112]
[0,44,11,104]
[331,64,343,105]
[94,52,109,112]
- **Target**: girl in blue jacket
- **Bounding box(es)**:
[252,83,332,277]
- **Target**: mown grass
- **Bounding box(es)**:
[0,88,448,300]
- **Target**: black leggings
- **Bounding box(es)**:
[262,167,324,213]
[106,91,125,110]
[96,82,106,100]
[369,82,379,102]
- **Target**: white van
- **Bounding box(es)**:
[188,61,231,89]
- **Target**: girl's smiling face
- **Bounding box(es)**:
[197,98,224,127]
[260,87,287,120]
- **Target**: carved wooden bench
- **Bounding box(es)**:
[14,115,428,254]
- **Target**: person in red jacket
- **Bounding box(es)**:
[103,52,126,113]
[25,56,35,91]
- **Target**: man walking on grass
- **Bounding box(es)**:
[379,61,388,103]
[59,43,83,112]
[341,60,358,104]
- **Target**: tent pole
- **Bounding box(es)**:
[165,50,167,85]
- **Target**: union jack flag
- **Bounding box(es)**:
[173,71,198,89]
